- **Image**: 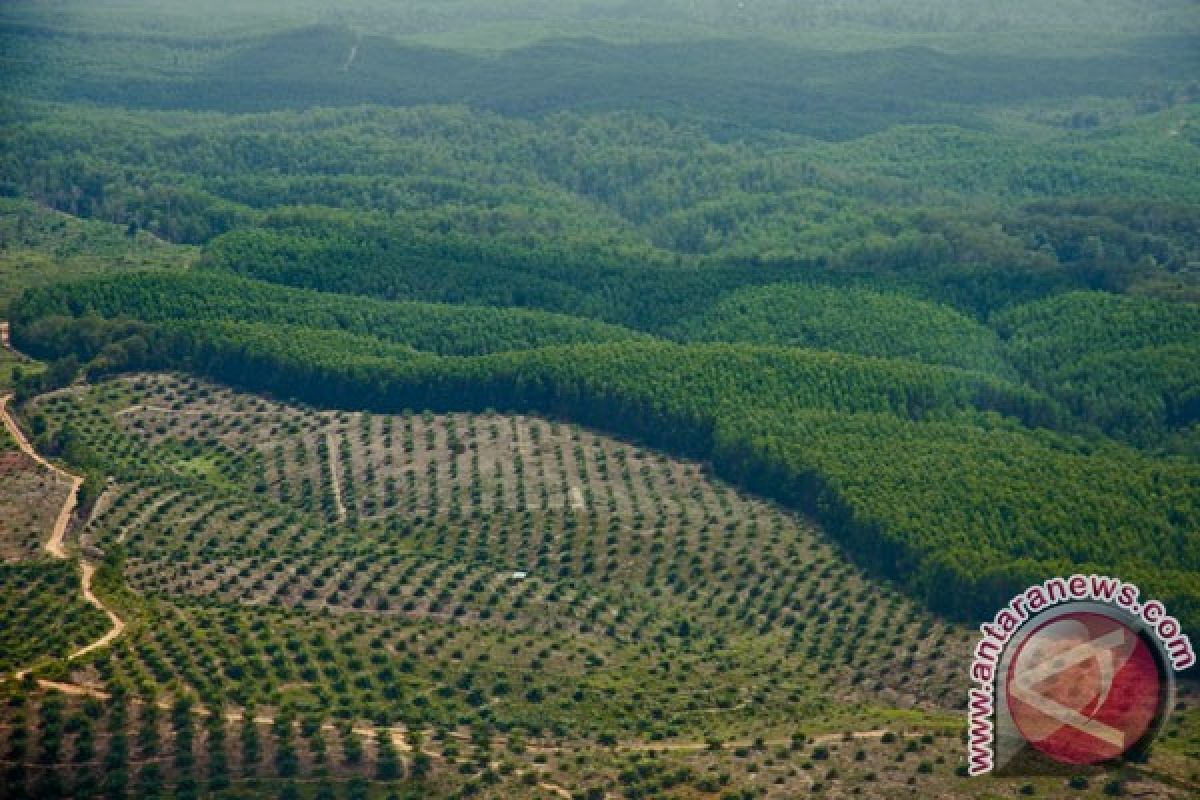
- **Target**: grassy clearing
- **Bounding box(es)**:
[0,198,192,317]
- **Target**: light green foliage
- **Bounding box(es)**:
[0,198,190,316]
[673,283,1011,374]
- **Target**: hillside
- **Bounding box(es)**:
[45,26,1197,140]
[11,284,1200,635]
[671,282,1012,374]
[3,373,975,798]
[0,1,1198,798]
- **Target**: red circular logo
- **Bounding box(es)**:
[1006,612,1162,765]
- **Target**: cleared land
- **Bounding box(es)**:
[0,393,119,683]
[0,421,70,561]
[0,373,1194,799]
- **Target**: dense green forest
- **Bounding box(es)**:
[994,292,1200,448]
[28,27,1195,142]
[6,272,651,356]
[670,283,1012,374]
[0,2,1198,795]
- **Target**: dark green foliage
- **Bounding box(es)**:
[995,292,1200,446]
[4,100,1195,321]
[721,409,1200,625]
[9,301,1064,438]
[995,292,1200,377]
[198,217,813,331]
[9,272,650,356]
[38,25,1200,140]
[1008,199,1200,287]
[672,283,1011,374]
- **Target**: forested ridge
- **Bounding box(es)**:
[6,272,651,356]
[670,283,1012,375]
[993,292,1200,448]
[11,275,1200,633]
[41,26,1196,141]
[3,100,1196,326]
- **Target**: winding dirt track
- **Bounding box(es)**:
[0,396,80,559]
[2,390,126,676]
[73,562,126,658]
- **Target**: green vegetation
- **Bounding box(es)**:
[0,198,190,317]
[672,283,1011,373]
[995,292,1200,448]
[0,0,1198,796]
[7,271,650,356]
[0,562,110,674]
[44,27,1196,141]
[4,103,1197,314]
[0,374,976,797]
[0,347,37,392]
[11,294,1199,633]
[32,376,969,723]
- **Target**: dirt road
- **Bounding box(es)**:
[19,669,908,782]
[72,562,126,659]
[326,432,348,521]
[1,393,81,558]
[607,728,892,754]
[1,392,126,676]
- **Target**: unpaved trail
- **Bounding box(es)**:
[613,729,892,754]
[1,392,126,678]
[24,681,409,750]
[20,671,905,770]
[537,781,573,799]
[326,431,347,521]
[340,33,361,71]
[1,394,81,558]
[689,700,750,714]
[72,562,126,659]
[33,679,111,698]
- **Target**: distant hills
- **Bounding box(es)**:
[43,24,1198,138]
